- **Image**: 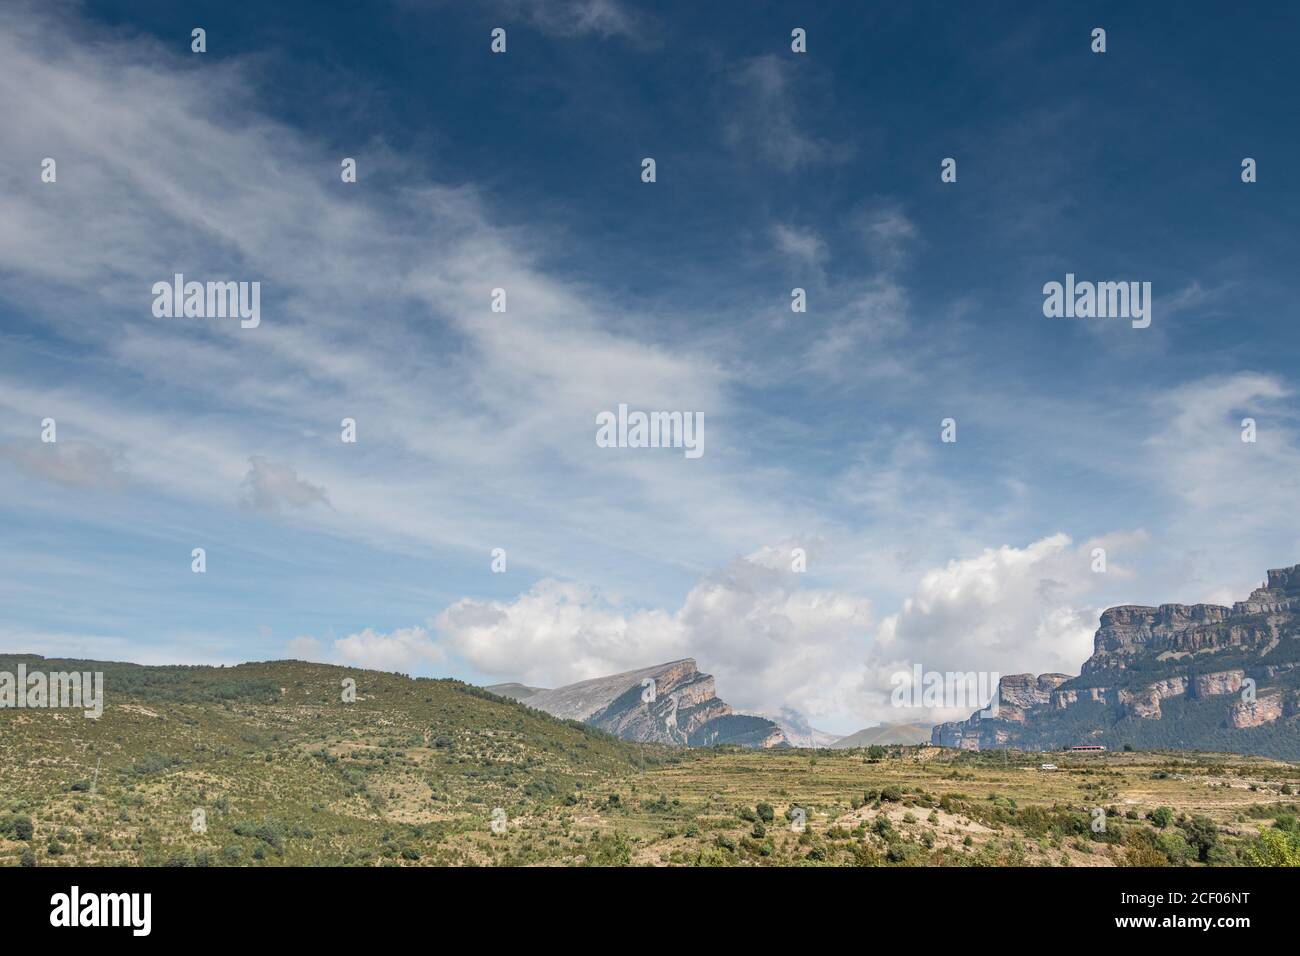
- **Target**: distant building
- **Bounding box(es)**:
[1069,744,1106,753]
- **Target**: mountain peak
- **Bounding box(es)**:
[490,659,786,749]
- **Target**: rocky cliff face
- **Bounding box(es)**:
[488,659,787,749]
[932,564,1300,759]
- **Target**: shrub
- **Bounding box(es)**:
[586,831,632,866]
[1248,828,1300,867]
[1181,816,1219,863]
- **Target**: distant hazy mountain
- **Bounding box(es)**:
[484,659,787,749]
[483,682,545,701]
[758,707,841,748]
[932,564,1300,759]
[829,722,933,748]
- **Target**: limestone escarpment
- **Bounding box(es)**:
[931,564,1300,759]
[489,659,788,749]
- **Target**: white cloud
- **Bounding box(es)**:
[864,532,1146,724]
[0,440,127,489]
[770,224,827,268]
[239,456,330,513]
[498,0,656,42]
[431,554,871,727]
[724,56,845,171]
[1148,372,1295,521]
[437,580,685,686]
[0,2,807,587]
[333,626,444,673]
[1135,372,1300,601]
[859,203,918,271]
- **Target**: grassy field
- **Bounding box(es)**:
[3,656,1299,867]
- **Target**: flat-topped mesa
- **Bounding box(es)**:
[1079,580,1300,674]
[932,561,1300,755]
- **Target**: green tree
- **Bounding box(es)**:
[1248,828,1300,867]
[1181,815,1219,863]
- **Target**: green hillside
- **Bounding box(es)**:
[0,655,674,866]
[4,655,1300,868]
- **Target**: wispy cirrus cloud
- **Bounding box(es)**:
[723,55,850,172]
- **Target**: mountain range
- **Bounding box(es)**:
[932,564,1300,759]
[486,663,939,751]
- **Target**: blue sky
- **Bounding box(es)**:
[1,0,1298,732]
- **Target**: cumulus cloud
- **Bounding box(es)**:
[437,580,685,686]
[333,626,444,673]
[429,552,871,726]
[862,533,1144,725]
[238,457,330,513]
[293,533,1154,730]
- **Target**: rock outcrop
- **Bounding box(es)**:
[932,564,1300,759]
[488,659,787,749]
[1231,694,1284,729]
